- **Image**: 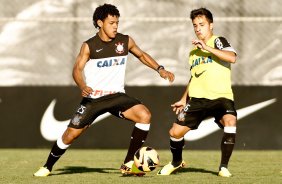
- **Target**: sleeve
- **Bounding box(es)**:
[214,37,237,54]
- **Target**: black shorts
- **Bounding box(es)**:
[68,93,142,129]
[176,97,237,129]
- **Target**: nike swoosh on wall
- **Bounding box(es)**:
[184,98,277,141]
[40,99,111,141]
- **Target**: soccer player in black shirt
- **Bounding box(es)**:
[34,3,174,177]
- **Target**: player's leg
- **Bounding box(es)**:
[169,123,190,166]
[218,114,237,177]
[213,98,237,177]
[120,104,151,175]
[34,98,94,177]
[157,123,188,175]
[47,127,87,170]
[33,127,87,177]
[158,98,206,175]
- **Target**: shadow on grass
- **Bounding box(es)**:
[52,166,218,176]
[52,166,119,175]
[177,167,218,176]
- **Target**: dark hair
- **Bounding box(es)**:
[93,4,120,28]
[190,8,213,23]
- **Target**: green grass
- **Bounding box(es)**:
[0,149,281,184]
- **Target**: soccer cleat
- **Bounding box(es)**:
[218,167,232,177]
[120,160,145,176]
[157,160,186,175]
[33,167,51,177]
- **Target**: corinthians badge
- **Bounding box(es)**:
[177,111,186,122]
[115,42,124,54]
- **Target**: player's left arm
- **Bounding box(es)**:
[192,37,237,63]
[128,36,175,82]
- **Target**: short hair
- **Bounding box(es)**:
[93,4,120,28]
[190,8,213,23]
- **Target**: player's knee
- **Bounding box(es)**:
[222,115,237,127]
[62,128,83,144]
[224,119,236,127]
[169,128,182,139]
[62,135,75,145]
[137,109,151,123]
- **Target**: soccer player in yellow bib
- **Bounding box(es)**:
[158,8,237,177]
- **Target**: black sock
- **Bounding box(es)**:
[43,142,67,171]
[123,126,149,163]
[170,138,185,167]
[220,133,236,169]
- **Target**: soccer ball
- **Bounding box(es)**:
[134,146,160,172]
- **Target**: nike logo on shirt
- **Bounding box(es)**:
[96,48,103,52]
[195,70,206,78]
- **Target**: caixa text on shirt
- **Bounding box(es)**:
[97,57,125,68]
[191,56,212,68]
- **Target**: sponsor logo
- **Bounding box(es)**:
[226,110,235,113]
[70,114,82,126]
[177,111,186,122]
[195,70,206,78]
[97,57,125,68]
[89,90,116,98]
[96,48,103,52]
[191,56,212,68]
[184,98,277,141]
[178,104,190,121]
[183,104,190,112]
[115,42,124,54]
[215,38,224,49]
[77,105,86,114]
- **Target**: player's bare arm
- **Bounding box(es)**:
[171,82,190,114]
[128,36,175,82]
[72,43,93,97]
[192,39,236,63]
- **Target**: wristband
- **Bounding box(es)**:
[157,65,165,73]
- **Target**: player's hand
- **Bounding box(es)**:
[171,100,185,114]
[81,86,93,97]
[192,39,207,50]
[159,69,175,83]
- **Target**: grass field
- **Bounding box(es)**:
[0,149,281,184]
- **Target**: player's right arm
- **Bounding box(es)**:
[171,79,191,114]
[72,43,93,97]
[192,38,236,63]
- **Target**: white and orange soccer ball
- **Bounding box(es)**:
[134,146,160,172]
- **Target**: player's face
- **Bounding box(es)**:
[192,16,213,41]
[100,15,119,39]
